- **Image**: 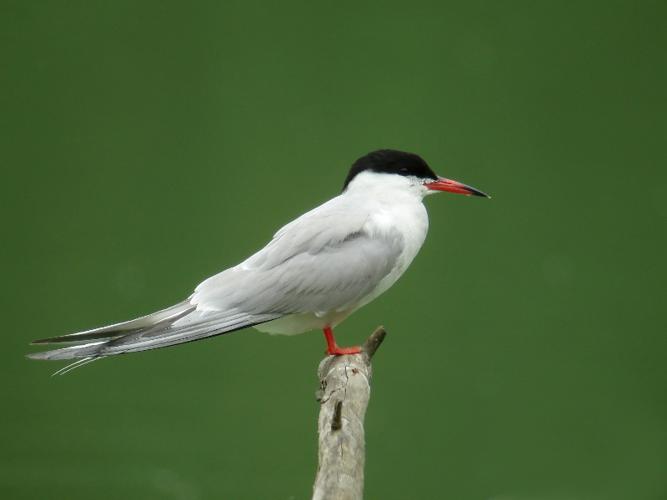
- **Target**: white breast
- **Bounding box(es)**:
[353,190,429,309]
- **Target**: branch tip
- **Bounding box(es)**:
[362,326,387,360]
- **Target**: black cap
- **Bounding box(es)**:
[343,150,437,190]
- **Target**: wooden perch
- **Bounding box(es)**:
[312,326,387,500]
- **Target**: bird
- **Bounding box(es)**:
[28,149,489,374]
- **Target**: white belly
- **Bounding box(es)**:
[255,312,346,335]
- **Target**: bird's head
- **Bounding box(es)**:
[343,149,490,199]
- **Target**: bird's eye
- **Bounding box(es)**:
[399,167,409,174]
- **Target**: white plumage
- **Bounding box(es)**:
[28,149,487,371]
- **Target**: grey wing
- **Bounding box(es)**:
[192,196,405,316]
[251,230,404,314]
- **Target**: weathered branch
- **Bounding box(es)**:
[312,326,387,500]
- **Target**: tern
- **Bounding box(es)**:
[28,149,488,373]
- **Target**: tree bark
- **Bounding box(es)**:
[312,327,386,500]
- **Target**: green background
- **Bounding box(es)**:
[2,1,665,499]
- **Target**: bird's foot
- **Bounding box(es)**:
[322,326,361,356]
[326,345,362,356]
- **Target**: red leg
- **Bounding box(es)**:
[322,326,362,355]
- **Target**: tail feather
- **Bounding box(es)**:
[100,312,278,355]
[52,357,100,376]
[27,304,281,364]
[32,301,195,344]
[27,341,107,361]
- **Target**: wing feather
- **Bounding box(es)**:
[193,195,404,316]
[32,301,195,344]
[28,310,280,360]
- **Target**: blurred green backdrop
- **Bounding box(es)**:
[2,1,665,499]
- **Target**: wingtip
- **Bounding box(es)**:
[27,349,60,360]
[31,335,80,345]
[26,351,47,361]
